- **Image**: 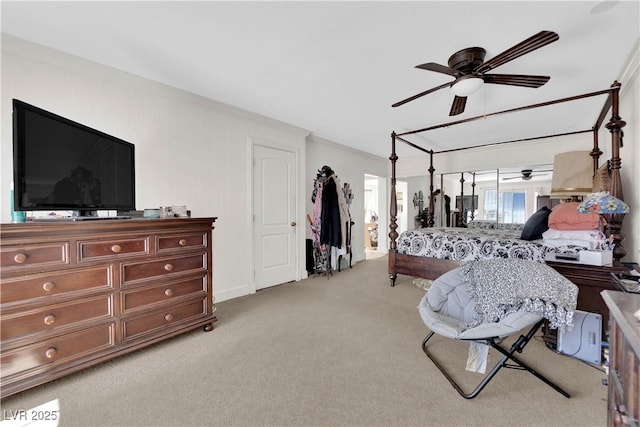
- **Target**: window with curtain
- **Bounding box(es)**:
[483,190,526,223]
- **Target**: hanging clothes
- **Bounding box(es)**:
[320,174,342,248]
[333,174,351,250]
[310,165,349,274]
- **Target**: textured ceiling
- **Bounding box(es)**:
[2,1,638,159]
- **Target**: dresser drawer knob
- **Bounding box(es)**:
[43,314,56,326]
[44,347,57,359]
[164,263,174,272]
[164,313,174,322]
[111,244,122,253]
[178,239,187,246]
[13,253,27,264]
[164,288,174,297]
[42,281,56,292]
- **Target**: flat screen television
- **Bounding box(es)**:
[12,99,135,217]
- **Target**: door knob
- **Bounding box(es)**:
[291,221,297,226]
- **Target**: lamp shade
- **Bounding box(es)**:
[451,75,484,97]
[577,192,629,215]
[550,151,593,199]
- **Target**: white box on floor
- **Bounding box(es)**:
[579,250,613,266]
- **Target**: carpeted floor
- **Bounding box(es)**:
[0,255,607,426]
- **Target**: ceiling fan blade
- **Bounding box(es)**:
[415,62,459,77]
[391,81,452,108]
[449,96,467,116]
[483,74,550,88]
[501,176,522,181]
[475,31,559,74]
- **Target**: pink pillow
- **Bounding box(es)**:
[548,202,600,230]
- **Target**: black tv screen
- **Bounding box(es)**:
[13,99,135,215]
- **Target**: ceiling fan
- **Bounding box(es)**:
[502,169,552,181]
[392,31,559,116]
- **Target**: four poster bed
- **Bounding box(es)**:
[388,81,628,287]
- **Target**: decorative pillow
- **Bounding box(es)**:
[520,206,551,240]
[548,202,600,230]
[592,161,611,193]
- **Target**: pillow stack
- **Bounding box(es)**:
[542,202,602,249]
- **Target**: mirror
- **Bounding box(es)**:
[438,169,498,227]
[402,163,553,229]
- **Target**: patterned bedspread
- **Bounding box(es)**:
[396,227,588,263]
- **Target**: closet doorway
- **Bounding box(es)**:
[364,174,383,260]
[396,180,408,236]
[252,142,298,290]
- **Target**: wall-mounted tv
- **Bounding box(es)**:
[13,99,135,217]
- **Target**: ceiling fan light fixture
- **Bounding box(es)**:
[451,75,484,97]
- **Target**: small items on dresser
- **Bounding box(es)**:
[160,205,190,218]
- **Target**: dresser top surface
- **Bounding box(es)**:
[602,290,640,358]
[1,217,217,239]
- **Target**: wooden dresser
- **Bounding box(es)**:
[601,290,639,427]
[0,217,217,398]
[543,261,627,346]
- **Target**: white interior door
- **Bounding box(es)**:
[253,144,297,290]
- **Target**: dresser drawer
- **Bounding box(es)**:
[0,266,112,305]
[121,253,206,284]
[0,243,68,270]
[157,232,207,253]
[0,323,116,380]
[78,237,149,261]
[121,276,207,314]
[1,295,114,342]
[122,298,207,341]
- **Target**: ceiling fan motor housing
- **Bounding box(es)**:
[448,47,486,73]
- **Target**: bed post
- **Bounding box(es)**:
[427,151,435,227]
[389,132,399,285]
[470,173,476,222]
[456,173,466,227]
[590,129,603,175]
[389,132,399,249]
[604,81,626,260]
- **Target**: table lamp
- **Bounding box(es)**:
[577,191,629,260]
[550,151,593,200]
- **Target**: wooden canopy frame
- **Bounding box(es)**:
[388,81,626,285]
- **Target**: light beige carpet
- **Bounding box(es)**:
[0,255,607,426]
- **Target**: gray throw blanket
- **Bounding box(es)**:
[461,259,578,331]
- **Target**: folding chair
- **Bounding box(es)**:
[418,261,573,400]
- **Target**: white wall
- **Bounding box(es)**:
[1,35,312,302]
[615,40,639,264]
